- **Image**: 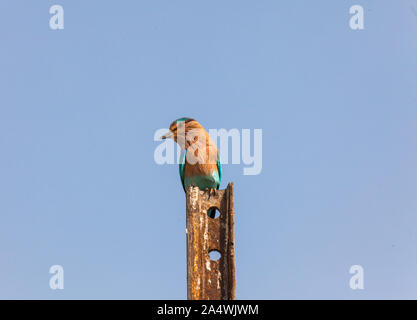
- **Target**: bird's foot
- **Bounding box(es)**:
[205,188,216,198]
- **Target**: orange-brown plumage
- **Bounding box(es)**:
[161,117,222,194]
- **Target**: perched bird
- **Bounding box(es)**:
[161,118,222,218]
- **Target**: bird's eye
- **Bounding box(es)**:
[193,136,198,142]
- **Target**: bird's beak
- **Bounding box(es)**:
[160,131,173,140]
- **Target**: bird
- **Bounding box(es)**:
[161,118,222,218]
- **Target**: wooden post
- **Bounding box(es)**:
[186,183,236,300]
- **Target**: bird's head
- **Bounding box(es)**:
[160,117,195,141]
[160,117,205,149]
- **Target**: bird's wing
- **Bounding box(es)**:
[216,155,222,190]
[179,149,187,192]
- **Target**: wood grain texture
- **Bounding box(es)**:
[186,183,236,300]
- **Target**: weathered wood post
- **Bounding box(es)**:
[186,183,236,300]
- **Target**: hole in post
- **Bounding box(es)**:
[207,207,220,219]
[209,250,221,261]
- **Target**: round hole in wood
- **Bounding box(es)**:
[209,250,221,261]
[207,207,220,219]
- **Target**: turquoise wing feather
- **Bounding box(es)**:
[179,149,187,192]
[216,156,222,189]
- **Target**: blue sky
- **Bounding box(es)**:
[0,0,416,299]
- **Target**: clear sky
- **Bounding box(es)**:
[0,0,416,299]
